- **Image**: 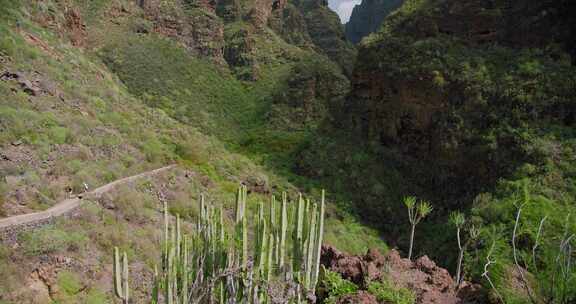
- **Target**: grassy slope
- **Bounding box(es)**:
[0,0,387,301]
[84,0,385,250]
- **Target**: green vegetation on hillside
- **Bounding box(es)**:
[0,0,388,301]
[3,0,574,302]
[298,0,576,302]
[112,186,326,303]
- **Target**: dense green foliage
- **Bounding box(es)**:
[316,270,416,304]
[101,34,254,140]
[317,270,358,304]
[297,0,576,302]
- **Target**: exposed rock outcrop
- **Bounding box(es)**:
[297,0,357,75]
[345,0,403,44]
[1,70,61,97]
[268,3,314,48]
[144,1,226,64]
[321,245,485,304]
[64,7,86,47]
[267,0,356,75]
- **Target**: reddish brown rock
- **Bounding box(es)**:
[144,2,226,64]
[64,7,86,47]
[321,245,370,285]
[365,247,386,267]
[321,246,485,304]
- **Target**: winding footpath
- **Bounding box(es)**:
[0,165,176,231]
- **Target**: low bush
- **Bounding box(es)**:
[367,281,415,304]
[20,225,88,256]
[317,269,359,304]
[57,271,83,296]
[84,288,109,304]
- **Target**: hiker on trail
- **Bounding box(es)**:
[83,182,89,192]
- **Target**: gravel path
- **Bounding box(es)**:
[0,165,176,230]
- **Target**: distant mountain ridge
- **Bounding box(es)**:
[345,0,404,44]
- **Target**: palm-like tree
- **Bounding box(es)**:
[404,197,433,260]
[449,211,466,287]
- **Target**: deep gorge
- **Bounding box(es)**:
[1,0,575,303]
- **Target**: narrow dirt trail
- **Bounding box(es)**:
[0,165,176,230]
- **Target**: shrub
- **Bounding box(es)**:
[113,186,156,223]
[85,288,109,304]
[57,271,83,296]
[367,281,416,304]
[49,126,72,144]
[0,244,22,295]
[141,137,167,163]
[175,141,206,165]
[20,225,88,256]
[318,269,359,304]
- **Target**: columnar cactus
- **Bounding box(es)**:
[312,190,325,290]
[279,192,288,269]
[113,186,327,303]
[113,247,129,304]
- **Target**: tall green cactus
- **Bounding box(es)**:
[235,185,248,270]
[279,192,288,269]
[305,201,317,289]
[312,190,325,290]
[113,247,129,304]
[266,232,274,282]
[113,186,327,304]
[293,193,305,279]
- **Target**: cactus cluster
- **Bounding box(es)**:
[113,186,326,303]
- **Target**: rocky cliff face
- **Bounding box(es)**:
[345,0,403,44]
[297,0,357,75]
[267,0,357,75]
[141,0,227,64]
[297,0,576,266]
[137,0,355,79]
[386,0,576,50]
[347,0,576,172]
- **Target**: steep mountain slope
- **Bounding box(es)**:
[2,0,575,302]
[296,0,357,75]
[300,0,576,301]
[345,0,403,44]
[0,0,384,302]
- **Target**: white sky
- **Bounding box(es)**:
[328,0,362,23]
